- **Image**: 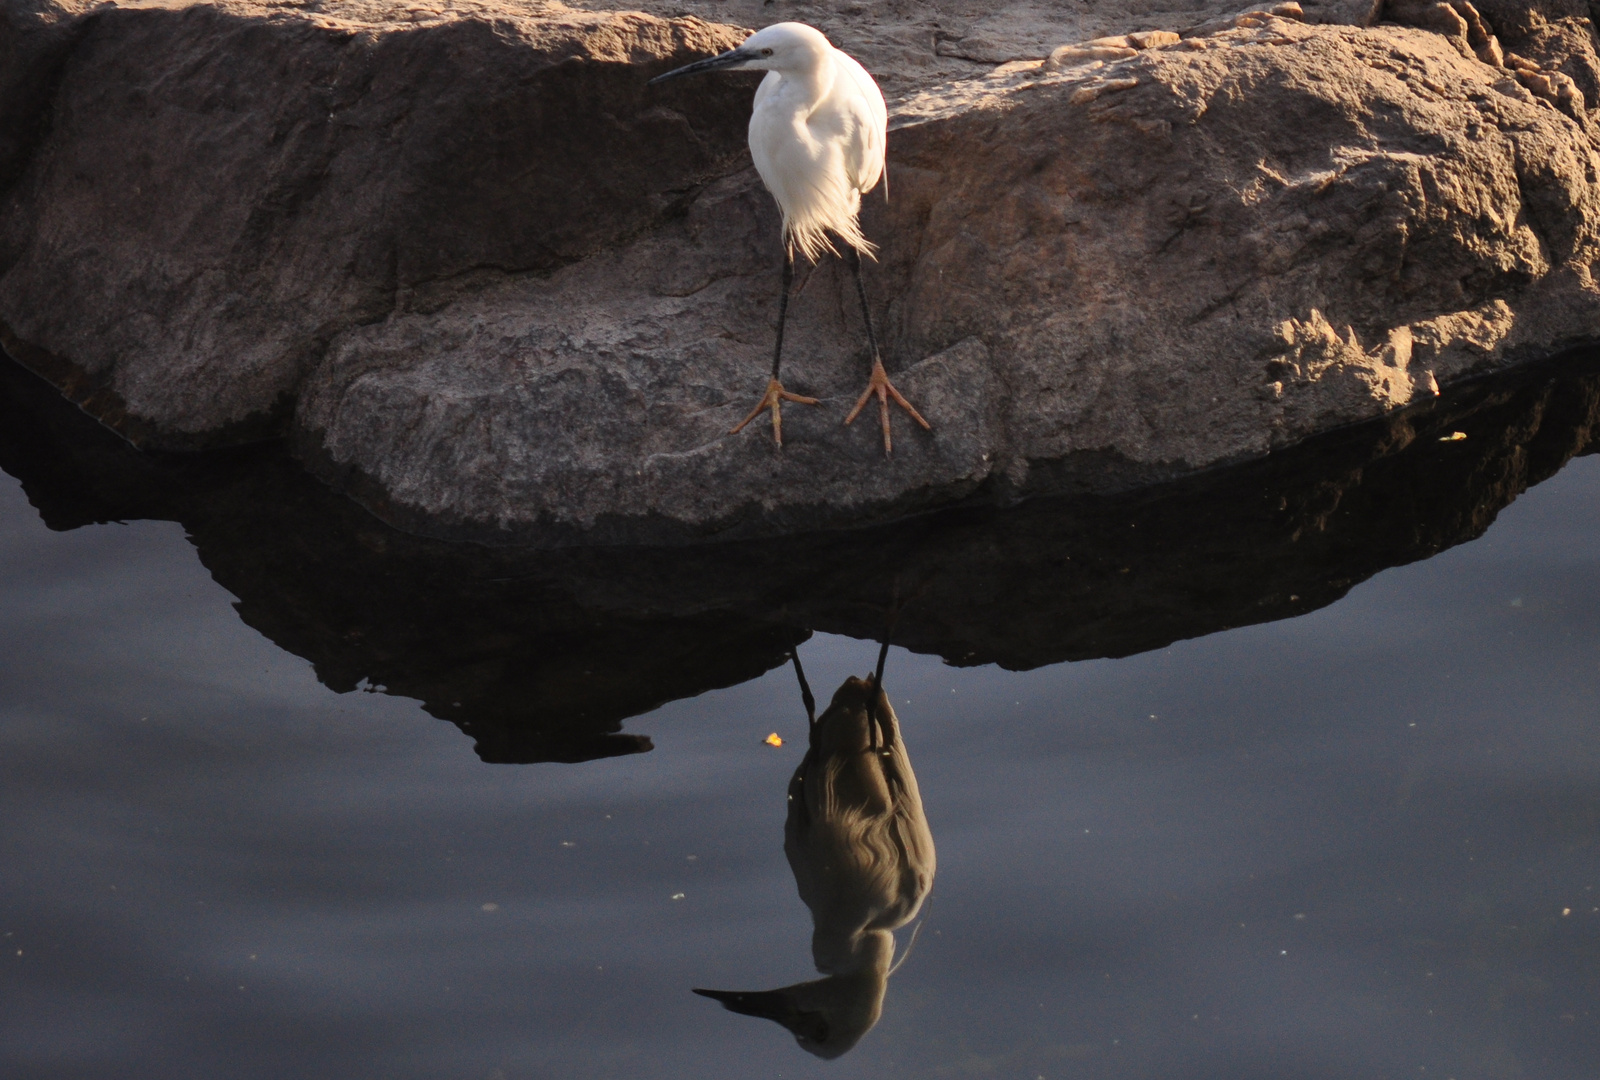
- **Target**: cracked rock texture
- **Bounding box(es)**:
[5,0,1600,542]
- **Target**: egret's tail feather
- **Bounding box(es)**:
[785,218,877,264]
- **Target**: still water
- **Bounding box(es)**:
[3,359,1599,1078]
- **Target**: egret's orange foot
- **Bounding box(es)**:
[844,358,930,456]
[729,378,819,447]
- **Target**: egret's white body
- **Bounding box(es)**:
[743,23,886,262]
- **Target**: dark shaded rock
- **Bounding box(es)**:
[0,0,751,446]
[0,0,93,193]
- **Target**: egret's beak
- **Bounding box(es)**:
[649,46,754,84]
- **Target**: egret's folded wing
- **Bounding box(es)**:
[832,50,886,196]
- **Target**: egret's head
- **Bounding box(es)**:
[648,22,832,84]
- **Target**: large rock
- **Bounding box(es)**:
[5,0,1600,542]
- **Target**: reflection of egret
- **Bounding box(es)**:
[650,22,929,454]
[695,642,935,1058]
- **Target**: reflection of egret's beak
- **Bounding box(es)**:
[648,46,756,84]
[693,966,887,1060]
[692,986,827,1038]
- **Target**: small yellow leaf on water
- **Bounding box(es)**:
[1440,431,1467,441]
[764,733,784,747]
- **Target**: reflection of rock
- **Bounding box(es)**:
[696,669,934,1059]
[0,356,803,764]
[7,2,1600,543]
[788,349,1600,669]
[5,347,1600,758]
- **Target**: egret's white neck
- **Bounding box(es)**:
[763,51,835,116]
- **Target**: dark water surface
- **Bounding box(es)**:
[4,355,1600,1078]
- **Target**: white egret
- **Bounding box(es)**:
[650,22,930,454]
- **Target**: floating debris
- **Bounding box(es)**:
[1440,431,1467,441]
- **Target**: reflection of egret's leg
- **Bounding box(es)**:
[865,636,893,752]
[791,648,816,726]
[791,647,818,756]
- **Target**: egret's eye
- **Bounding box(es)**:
[760,48,773,56]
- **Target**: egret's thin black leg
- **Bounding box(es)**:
[771,253,795,379]
[846,246,880,362]
[843,247,929,453]
[730,252,817,443]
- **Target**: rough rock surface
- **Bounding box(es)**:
[0,0,753,444]
[5,0,1600,542]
